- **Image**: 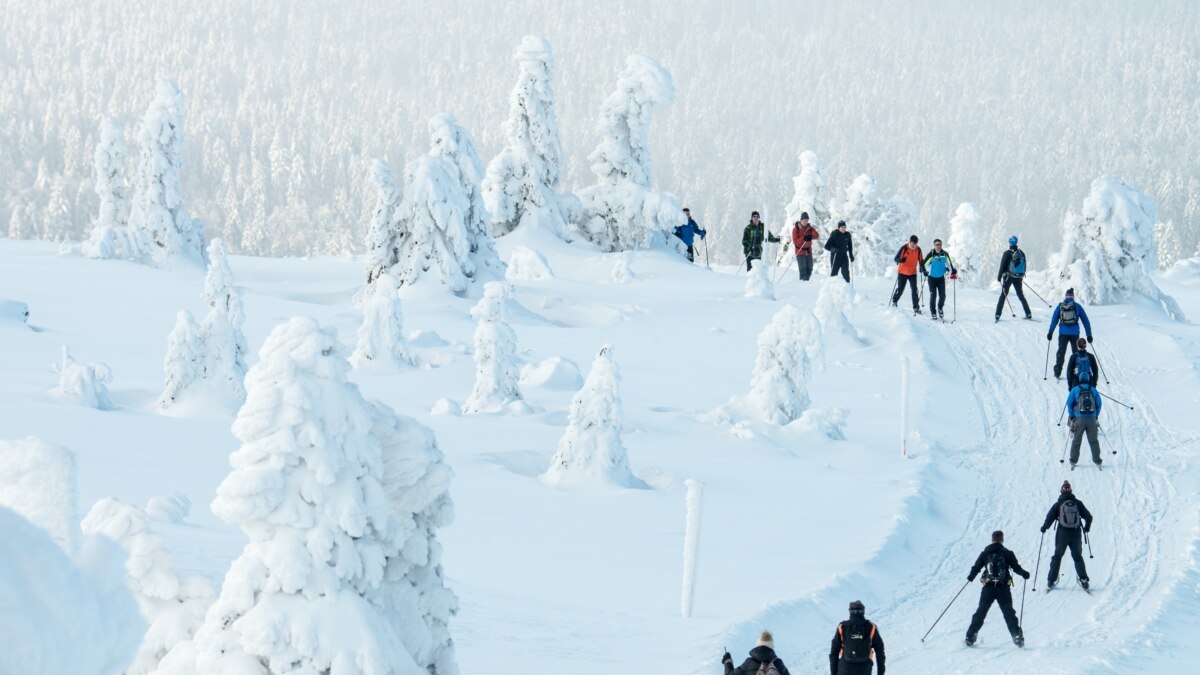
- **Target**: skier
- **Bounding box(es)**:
[922,238,957,321]
[1040,480,1093,590]
[791,212,821,281]
[1066,337,1100,390]
[742,211,780,272]
[722,630,792,675]
[829,600,886,675]
[824,220,854,283]
[890,235,924,314]
[674,207,707,263]
[1066,381,1103,468]
[1046,288,1094,379]
[964,530,1029,648]
[994,236,1032,322]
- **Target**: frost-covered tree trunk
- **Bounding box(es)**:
[948,202,982,286]
[1049,177,1185,319]
[157,310,203,408]
[163,317,457,675]
[351,273,414,369]
[83,118,146,260]
[577,55,680,252]
[482,36,575,240]
[363,159,404,289]
[199,238,248,402]
[128,79,206,267]
[463,282,521,413]
[81,498,212,675]
[748,306,813,424]
[745,259,775,300]
[542,345,641,490]
[55,346,114,410]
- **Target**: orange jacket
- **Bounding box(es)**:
[896,244,923,275]
[792,224,820,256]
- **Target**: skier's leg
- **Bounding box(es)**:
[839,255,850,282]
[686,245,694,262]
[1085,418,1102,464]
[1048,532,1068,583]
[1068,532,1088,580]
[1055,335,1071,376]
[995,279,1011,318]
[937,278,947,314]
[1015,279,1032,316]
[908,275,920,310]
[966,586,994,638]
[1070,422,1084,464]
[891,274,905,305]
[997,586,1021,637]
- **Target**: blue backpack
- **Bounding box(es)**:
[929,254,948,278]
[1075,352,1092,384]
[1008,249,1027,277]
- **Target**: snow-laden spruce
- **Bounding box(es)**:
[157,310,203,408]
[814,277,858,338]
[748,305,813,424]
[947,202,982,286]
[483,36,577,240]
[55,346,114,410]
[0,437,78,553]
[83,118,147,261]
[463,282,521,414]
[1050,177,1186,319]
[577,55,680,252]
[127,79,206,267]
[352,272,414,370]
[744,259,775,300]
[832,173,919,277]
[81,498,212,675]
[199,238,248,401]
[505,245,554,280]
[784,150,832,232]
[428,113,504,282]
[363,158,404,290]
[162,317,457,675]
[542,345,642,490]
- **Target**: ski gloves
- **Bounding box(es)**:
[1087,336,1093,343]
[1047,333,1053,341]
[722,652,733,665]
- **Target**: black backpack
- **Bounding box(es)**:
[1059,500,1082,529]
[840,620,876,664]
[1060,300,1078,326]
[982,551,1010,584]
[1076,386,1097,415]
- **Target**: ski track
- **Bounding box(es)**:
[720,286,1198,674]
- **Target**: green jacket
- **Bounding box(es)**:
[742,222,780,260]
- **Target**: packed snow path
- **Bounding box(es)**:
[720,282,1200,674]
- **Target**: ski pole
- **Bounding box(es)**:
[889,275,899,305]
[1025,282,1053,307]
[1059,426,1071,463]
[921,580,970,642]
[1044,337,1052,380]
[1099,425,1118,456]
[952,276,957,323]
[1006,295,1016,318]
[1056,401,1067,426]
[703,238,710,269]
[1019,577,1027,629]
[919,276,925,311]
[1032,530,1045,591]
[1084,530,1093,559]
[1098,392,1134,410]
[1095,344,1111,385]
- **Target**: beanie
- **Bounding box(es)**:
[849,600,866,616]
[838,220,847,228]
[1077,337,1087,350]
[1009,235,1019,246]
[800,211,810,220]
[756,630,775,650]
[1061,480,1072,493]
[1065,288,1075,298]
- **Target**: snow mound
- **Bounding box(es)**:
[814,277,859,339]
[520,356,583,390]
[797,407,848,440]
[1,298,30,324]
[431,398,463,416]
[745,259,775,300]
[54,346,115,410]
[145,493,191,524]
[0,437,79,552]
[610,252,636,283]
[505,245,554,280]
[747,305,813,424]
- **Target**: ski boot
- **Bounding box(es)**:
[964,634,977,647]
[1080,578,1090,590]
[1013,634,1025,648]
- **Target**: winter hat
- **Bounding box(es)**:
[800,211,810,220]
[849,600,866,616]
[1061,480,1072,493]
[991,530,1004,543]
[756,630,775,650]
[838,220,847,228]
[1009,235,1019,246]
[1077,337,1088,350]
[909,234,919,244]
[751,211,760,217]
[1064,288,1075,298]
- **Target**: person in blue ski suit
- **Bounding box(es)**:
[674,208,707,262]
[1046,288,1094,379]
[1066,382,1103,467]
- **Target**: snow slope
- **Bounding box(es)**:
[1,238,1198,673]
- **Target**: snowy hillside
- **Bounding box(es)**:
[3,237,1199,673]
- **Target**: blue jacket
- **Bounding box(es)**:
[1067,384,1102,418]
[674,218,706,247]
[1048,299,1092,337]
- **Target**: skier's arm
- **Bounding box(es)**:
[1042,503,1059,532]
[1066,389,1078,417]
[742,226,751,249]
[768,231,781,243]
[873,627,885,674]
[947,252,957,274]
[1079,501,1094,531]
[1095,391,1102,415]
[775,658,792,675]
[968,550,986,580]
[1048,304,1060,332]
[1080,305,1093,338]
[997,250,1011,281]
[848,234,854,259]
[1007,550,1030,578]
[829,626,842,674]
[894,246,905,264]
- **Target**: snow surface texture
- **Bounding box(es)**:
[747,305,814,424]
[0,298,30,324]
[55,346,115,410]
[0,506,143,675]
[0,437,78,552]
[948,202,982,286]
[577,55,679,252]
[352,273,415,370]
[464,281,522,414]
[542,345,643,490]
[159,316,457,675]
[519,356,582,391]
[81,498,212,675]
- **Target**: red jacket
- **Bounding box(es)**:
[896,244,923,275]
[792,224,820,256]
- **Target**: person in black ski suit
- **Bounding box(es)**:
[742,211,780,272]
[722,630,791,674]
[965,530,1029,647]
[824,220,855,282]
[994,235,1032,321]
[1066,338,1101,390]
[1041,480,1093,589]
[829,600,885,675]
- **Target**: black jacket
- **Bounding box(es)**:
[968,543,1029,583]
[829,618,885,674]
[825,230,854,258]
[1042,492,1094,532]
[725,645,791,675]
[1066,351,1101,389]
[997,247,1025,282]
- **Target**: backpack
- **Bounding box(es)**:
[1060,300,1078,326]
[1059,500,1082,529]
[1076,386,1097,415]
[929,254,948,278]
[1008,249,1026,277]
[982,551,1010,584]
[839,621,877,664]
[1074,353,1092,384]
[755,659,782,675]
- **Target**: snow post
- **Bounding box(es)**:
[680,478,703,619]
[900,356,910,457]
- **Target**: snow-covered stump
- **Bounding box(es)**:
[610,252,636,283]
[948,202,982,286]
[54,346,115,410]
[745,259,775,300]
[81,498,212,675]
[0,437,78,552]
[747,306,812,424]
[815,277,858,338]
[351,273,414,370]
[464,281,521,413]
[900,356,910,458]
[680,479,703,619]
[542,345,643,490]
[505,245,554,280]
[157,310,203,408]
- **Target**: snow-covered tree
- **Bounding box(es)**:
[351,273,414,369]
[54,346,114,410]
[815,277,858,338]
[363,159,404,289]
[81,498,212,675]
[157,310,203,408]
[745,259,775,300]
[947,202,982,286]
[577,55,680,252]
[429,114,504,283]
[165,317,457,674]
[482,36,576,240]
[199,238,248,401]
[833,174,918,278]
[83,118,147,260]
[748,306,813,424]
[505,245,554,280]
[0,438,78,553]
[463,282,521,413]
[1050,177,1185,318]
[784,150,832,231]
[1154,218,1184,269]
[542,345,640,490]
[795,306,825,372]
[128,79,206,266]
